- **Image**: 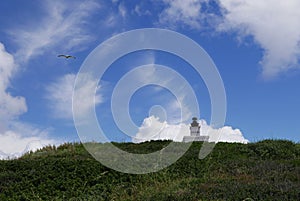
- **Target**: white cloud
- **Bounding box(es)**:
[217,0,300,78]
[158,0,300,78]
[0,43,58,160]
[46,74,76,120]
[9,0,100,63]
[0,125,57,160]
[133,116,249,144]
[1,121,56,154]
[46,73,103,120]
[166,94,196,124]
[199,119,248,143]
[159,0,206,29]
[133,116,188,142]
[134,53,198,123]
[0,43,27,130]
[0,92,27,122]
[118,2,127,18]
[111,53,200,132]
[134,5,152,16]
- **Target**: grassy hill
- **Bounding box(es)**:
[0,140,299,200]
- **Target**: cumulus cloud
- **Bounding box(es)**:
[9,0,100,63]
[1,1,103,159]
[0,44,26,117]
[0,43,57,159]
[0,43,27,130]
[0,122,58,160]
[133,116,249,144]
[0,133,56,160]
[217,0,300,78]
[158,0,300,78]
[46,73,103,120]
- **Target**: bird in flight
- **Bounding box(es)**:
[58,54,76,59]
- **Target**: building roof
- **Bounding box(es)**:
[191,117,199,127]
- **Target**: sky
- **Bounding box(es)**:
[0,0,300,159]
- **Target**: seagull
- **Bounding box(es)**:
[58,54,76,59]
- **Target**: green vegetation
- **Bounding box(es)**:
[0,140,299,200]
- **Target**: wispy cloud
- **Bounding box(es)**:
[112,52,198,126]
[133,4,152,17]
[158,0,208,29]
[118,2,127,18]
[46,73,103,120]
[0,0,100,158]
[9,0,101,63]
[46,74,76,120]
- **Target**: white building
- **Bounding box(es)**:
[183,117,209,142]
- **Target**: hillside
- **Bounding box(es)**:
[0,140,299,200]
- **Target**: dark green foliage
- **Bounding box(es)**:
[0,140,299,200]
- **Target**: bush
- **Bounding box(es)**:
[0,140,299,200]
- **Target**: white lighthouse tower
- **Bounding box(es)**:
[183,117,209,142]
[190,117,200,137]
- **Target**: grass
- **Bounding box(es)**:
[0,139,299,200]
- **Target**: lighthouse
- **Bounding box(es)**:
[190,117,200,137]
[183,117,209,142]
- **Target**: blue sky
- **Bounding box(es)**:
[0,0,300,158]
